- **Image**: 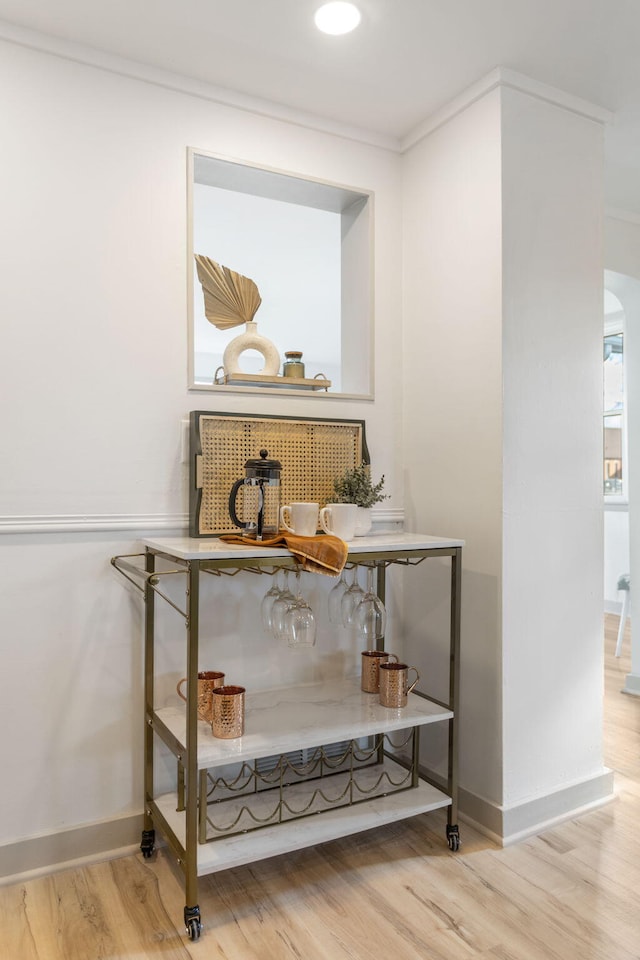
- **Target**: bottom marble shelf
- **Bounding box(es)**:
[153,758,451,877]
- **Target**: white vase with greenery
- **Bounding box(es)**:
[332,465,387,537]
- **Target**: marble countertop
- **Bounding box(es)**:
[143,531,464,561]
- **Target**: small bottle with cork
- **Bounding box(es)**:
[282,350,305,378]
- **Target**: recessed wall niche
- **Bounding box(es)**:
[188,148,374,398]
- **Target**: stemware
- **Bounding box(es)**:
[260,568,284,634]
[270,569,296,641]
[328,570,349,624]
[341,566,365,628]
[284,571,317,648]
[354,566,387,644]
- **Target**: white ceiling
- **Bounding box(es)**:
[2,0,640,214]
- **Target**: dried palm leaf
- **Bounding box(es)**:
[195,255,262,330]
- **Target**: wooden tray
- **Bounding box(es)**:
[214,372,331,392]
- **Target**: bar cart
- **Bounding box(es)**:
[111,532,463,941]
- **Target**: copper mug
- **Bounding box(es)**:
[176,671,225,724]
[361,650,399,693]
[211,685,245,739]
[378,662,420,708]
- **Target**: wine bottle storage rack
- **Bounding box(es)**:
[199,731,417,842]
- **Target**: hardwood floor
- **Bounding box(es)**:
[2,616,639,959]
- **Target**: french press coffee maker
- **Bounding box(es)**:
[228,449,282,540]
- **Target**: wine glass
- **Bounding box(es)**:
[271,569,296,641]
[354,566,387,644]
[328,570,349,624]
[260,568,283,634]
[284,571,317,648]
[341,566,365,628]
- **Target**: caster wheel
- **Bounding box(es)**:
[184,905,202,941]
[140,828,155,859]
[446,824,460,852]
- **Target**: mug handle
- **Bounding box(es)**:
[176,677,209,721]
[387,653,399,663]
[319,506,332,534]
[406,667,420,695]
[280,505,294,533]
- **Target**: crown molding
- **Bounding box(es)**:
[497,67,613,124]
[401,66,613,153]
[1,19,616,162]
[0,18,399,153]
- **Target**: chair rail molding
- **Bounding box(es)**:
[0,508,404,536]
[0,513,189,535]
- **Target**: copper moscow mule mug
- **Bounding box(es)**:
[176,671,225,724]
[378,662,420,708]
[361,650,399,693]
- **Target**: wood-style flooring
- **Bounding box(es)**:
[1,615,639,959]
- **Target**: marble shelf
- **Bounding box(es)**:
[153,678,453,770]
[154,757,451,876]
[142,531,464,562]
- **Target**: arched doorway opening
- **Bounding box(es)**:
[604,269,640,694]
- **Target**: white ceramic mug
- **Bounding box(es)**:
[280,502,319,537]
[319,503,357,541]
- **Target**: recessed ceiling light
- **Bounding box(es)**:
[314,2,361,35]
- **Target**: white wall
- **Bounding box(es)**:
[402,79,611,841]
[0,34,623,874]
[500,88,605,812]
[605,507,630,612]
[402,89,505,809]
[605,216,640,278]
[0,37,403,873]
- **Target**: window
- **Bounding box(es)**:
[604,332,625,497]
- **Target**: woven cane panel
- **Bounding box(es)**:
[192,413,365,536]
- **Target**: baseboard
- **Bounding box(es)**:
[458,787,503,839]
[459,768,615,846]
[0,813,144,886]
[1,767,615,882]
[457,809,503,847]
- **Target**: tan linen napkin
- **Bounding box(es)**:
[219,532,348,576]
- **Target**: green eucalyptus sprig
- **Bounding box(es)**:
[332,464,388,509]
